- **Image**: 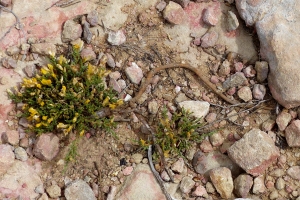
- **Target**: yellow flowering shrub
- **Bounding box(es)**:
[9,45,123,136]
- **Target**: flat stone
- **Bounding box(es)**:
[62,19,82,43]
[255,61,269,82]
[285,120,300,147]
[1,129,19,145]
[65,179,96,200]
[106,53,116,68]
[163,1,186,25]
[227,129,280,176]
[237,86,252,102]
[192,150,241,178]
[223,72,247,90]
[210,167,233,199]
[201,31,218,48]
[276,110,292,131]
[82,22,92,44]
[233,174,253,198]
[287,166,300,180]
[24,64,37,77]
[0,144,15,176]
[1,57,17,68]
[261,119,275,132]
[33,133,60,161]
[202,2,221,26]
[180,176,195,194]
[178,100,210,119]
[31,43,56,56]
[125,62,143,84]
[114,164,166,200]
[107,29,126,46]
[171,158,185,173]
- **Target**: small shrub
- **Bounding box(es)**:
[8,44,123,136]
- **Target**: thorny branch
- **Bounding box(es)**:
[0,5,26,44]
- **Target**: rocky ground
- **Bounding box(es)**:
[1,0,300,200]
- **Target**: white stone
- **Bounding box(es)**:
[178,101,210,119]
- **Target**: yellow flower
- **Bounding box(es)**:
[40,101,45,106]
[72,113,79,123]
[23,78,38,88]
[41,79,52,86]
[109,103,117,109]
[57,123,68,129]
[47,64,54,71]
[36,84,42,89]
[116,99,124,106]
[59,85,66,97]
[41,67,49,75]
[102,96,110,106]
[56,64,63,71]
[85,99,90,104]
[79,130,85,136]
[42,116,48,120]
[140,139,146,147]
[51,73,57,79]
[28,107,38,115]
[47,118,53,123]
[35,123,42,128]
[58,55,67,65]
[48,51,55,57]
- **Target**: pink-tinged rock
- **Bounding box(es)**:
[243,65,256,78]
[255,61,269,83]
[210,75,219,84]
[202,2,221,26]
[30,43,56,56]
[62,19,82,43]
[156,1,167,12]
[163,1,186,25]
[0,0,12,7]
[0,144,15,176]
[200,139,213,153]
[19,137,29,148]
[209,132,224,147]
[87,10,99,27]
[180,176,195,194]
[193,37,201,45]
[201,31,218,48]
[0,160,42,199]
[171,157,185,173]
[24,64,37,77]
[262,119,275,132]
[106,53,116,68]
[228,129,280,176]
[192,150,241,178]
[218,60,231,77]
[2,130,19,145]
[252,84,266,100]
[2,57,17,68]
[233,174,253,198]
[287,166,300,180]
[276,110,292,131]
[80,48,96,62]
[123,166,134,176]
[109,71,121,80]
[160,170,170,182]
[252,175,266,194]
[125,62,143,84]
[6,45,20,56]
[33,133,59,161]
[205,112,217,123]
[237,86,252,102]
[192,185,207,197]
[114,164,166,200]
[209,167,233,199]
[234,62,244,72]
[107,29,126,46]
[109,78,121,93]
[226,87,236,96]
[285,120,300,147]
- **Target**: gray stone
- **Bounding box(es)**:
[62,19,82,43]
[227,11,239,31]
[24,64,37,77]
[227,129,280,176]
[65,180,96,200]
[287,166,300,180]
[192,150,241,178]
[178,100,210,119]
[285,120,300,147]
[107,29,126,46]
[255,61,269,82]
[233,174,253,198]
[87,10,99,27]
[106,53,116,68]
[14,147,28,161]
[46,184,61,198]
[223,72,247,90]
[180,176,195,194]
[82,22,93,44]
[210,167,233,199]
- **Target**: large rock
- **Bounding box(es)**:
[236,0,300,108]
[33,133,59,161]
[228,129,280,176]
[114,164,166,200]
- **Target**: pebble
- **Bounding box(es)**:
[6,45,20,56]
[201,31,219,48]
[287,166,300,180]
[87,10,99,26]
[35,185,45,194]
[223,72,247,90]
[156,1,167,12]
[180,176,195,194]
[107,29,126,46]
[206,182,216,194]
[252,84,266,100]
[125,62,143,84]
[109,71,121,80]
[243,65,256,78]
[82,21,92,44]
[226,87,236,95]
[19,117,30,128]
[210,75,219,84]
[123,166,133,176]
[209,167,233,199]
[200,140,213,153]
[106,53,116,68]
[46,184,61,198]
[2,57,17,68]
[205,112,217,123]
[24,64,37,77]
[14,147,28,161]
[269,190,279,200]
[160,170,171,181]
[202,4,220,26]
[252,175,266,194]
[255,61,269,82]
[61,19,82,43]
[227,109,238,122]
[148,100,159,114]
[37,193,48,200]
[234,62,244,72]
[276,110,292,131]
[275,177,285,190]
[237,86,252,102]
[209,132,224,147]
[269,168,285,177]
[192,185,208,197]
[178,100,210,119]
[262,119,275,132]
[31,43,56,56]
[233,174,253,198]
[109,78,121,93]
[171,158,185,173]
[80,48,96,62]
[21,43,30,53]
[172,0,190,8]
[2,130,19,145]
[218,60,231,77]
[131,153,143,164]
[227,11,239,31]
[65,179,96,200]
[284,119,300,147]
[33,133,60,161]
[163,1,186,25]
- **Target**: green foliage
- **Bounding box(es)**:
[8,44,123,136]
